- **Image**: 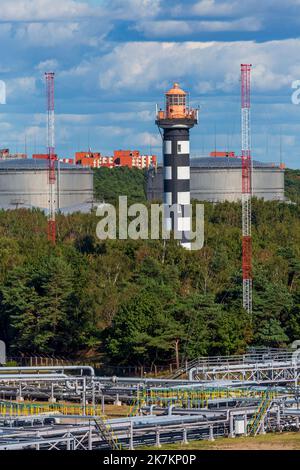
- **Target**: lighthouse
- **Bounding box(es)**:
[156,83,198,249]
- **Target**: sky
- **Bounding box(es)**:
[0,0,300,167]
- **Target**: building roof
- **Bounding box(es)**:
[190,157,281,169]
[166,82,186,95]
[0,158,90,171]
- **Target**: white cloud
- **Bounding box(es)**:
[0,0,100,22]
[0,0,299,168]
[32,110,154,127]
[189,0,300,23]
[15,21,101,47]
[33,113,92,125]
[94,125,132,137]
[24,125,44,140]
[0,122,13,132]
[106,110,153,122]
[57,114,91,125]
[194,81,215,94]
[123,131,161,147]
[0,0,161,23]
[192,0,239,16]
[107,0,161,19]
[36,60,59,72]
[135,17,262,37]
[76,39,298,94]
[6,77,37,98]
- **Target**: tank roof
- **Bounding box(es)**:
[190,157,281,169]
[0,158,90,171]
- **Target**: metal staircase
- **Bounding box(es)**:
[94,417,122,450]
[128,400,139,417]
[170,358,200,379]
[247,391,273,436]
[128,388,146,417]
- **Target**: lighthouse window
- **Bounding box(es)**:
[177,141,190,154]
[167,95,185,106]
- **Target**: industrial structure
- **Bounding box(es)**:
[0,68,297,452]
[241,64,253,315]
[0,159,93,212]
[156,83,198,249]
[147,157,285,203]
[0,349,300,449]
[0,74,94,215]
[45,72,56,244]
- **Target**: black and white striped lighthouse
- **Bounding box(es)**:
[156,83,198,249]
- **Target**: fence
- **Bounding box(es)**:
[5,356,178,377]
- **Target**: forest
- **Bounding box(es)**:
[0,167,299,367]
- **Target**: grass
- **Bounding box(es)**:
[104,404,131,418]
[140,432,300,450]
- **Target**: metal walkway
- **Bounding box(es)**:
[171,349,294,379]
[184,350,300,385]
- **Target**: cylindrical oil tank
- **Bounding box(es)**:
[147,157,285,203]
[0,159,93,211]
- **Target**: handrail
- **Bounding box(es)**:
[94,417,122,450]
[156,109,198,121]
[247,391,274,435]
[171,350,297,379]
[0,365,95,376]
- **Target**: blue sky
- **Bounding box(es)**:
[0,0,300,167]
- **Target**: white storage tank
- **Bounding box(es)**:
[0,159,94,212]
[147,157,285,203]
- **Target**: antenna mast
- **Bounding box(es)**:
[45,72,56,244]
[241,64,252,314]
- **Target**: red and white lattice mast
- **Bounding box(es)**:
[241,64,252,314]
[45,72,56,244]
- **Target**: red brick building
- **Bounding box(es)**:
[75,150,157,169]
[113,150,157,169]
[75,151,114,168]
[210,151,236,158]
